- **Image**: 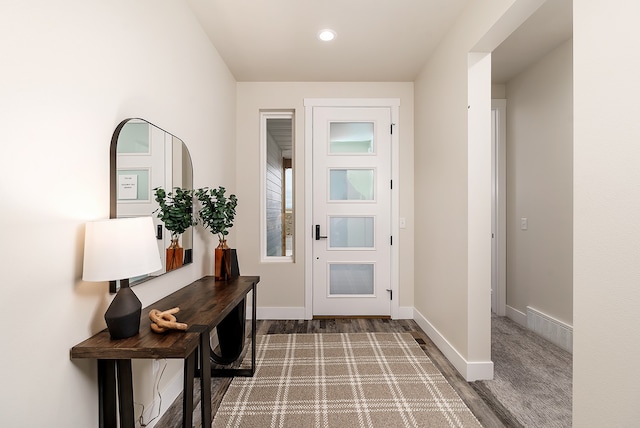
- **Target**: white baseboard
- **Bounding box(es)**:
[526,306,573,353]
[396,306,414,319]
[413,308,493,381]
[246,306,414,320]
[505,305,573,353]
[505,305,527,327]
[246,306,307,320]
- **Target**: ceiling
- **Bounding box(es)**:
[266,118,293,156]
[186,0,572,83]
[492,0,572,83]
[186,0,469,81]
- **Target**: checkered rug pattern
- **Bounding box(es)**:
[213,332,482,427]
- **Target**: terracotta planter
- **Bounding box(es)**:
[214,240,239,281]
[166,239,184,272]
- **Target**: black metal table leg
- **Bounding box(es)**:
[198,326,212,427]
[116,360,135,428]
[250,282,256,376]
[182,351,195,428]
[211,298,246,365]
[210,283,257,377]
[97,360,117,428]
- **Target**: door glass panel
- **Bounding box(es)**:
[329,263,374,295]
[329,169,374,200]
[329,122,374,153]
[329,217,374,248]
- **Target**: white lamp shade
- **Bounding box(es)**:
[83,217,162,282]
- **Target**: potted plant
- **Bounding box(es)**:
[195,186,238,280]
[195,186,243,364]
[153,187,195,271]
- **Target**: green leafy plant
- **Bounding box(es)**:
[195,186,238,244]
[153,187,196,240]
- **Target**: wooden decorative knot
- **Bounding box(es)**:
[149,307,188,333]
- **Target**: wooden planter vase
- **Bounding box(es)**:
[214,240,239,281]
[166,239,184,272]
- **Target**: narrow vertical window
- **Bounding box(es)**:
[261,111,294,261]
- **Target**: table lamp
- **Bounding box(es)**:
[83,217,162,339]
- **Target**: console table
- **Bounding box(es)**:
[71,275,259,428]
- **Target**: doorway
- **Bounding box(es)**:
[491,99,507,316]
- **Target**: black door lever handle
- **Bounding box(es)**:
[315,225,327,240]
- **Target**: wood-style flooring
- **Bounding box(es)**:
[155,318,507,428]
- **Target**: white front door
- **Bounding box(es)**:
[312,106,392,316]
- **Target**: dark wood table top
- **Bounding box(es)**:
[71,276,259,360]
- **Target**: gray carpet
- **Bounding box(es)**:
[472,315,572,428]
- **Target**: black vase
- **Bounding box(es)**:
[215,248,240,281]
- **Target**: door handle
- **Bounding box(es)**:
[315,225,327,240]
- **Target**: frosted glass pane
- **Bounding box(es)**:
[330,169,374,200]
[117,169,149,201]
[330,122,374,153]
[329,217,374,248]
[117,122,150,154]
[329,264,374,295]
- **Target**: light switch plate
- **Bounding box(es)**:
[520,218,528,230]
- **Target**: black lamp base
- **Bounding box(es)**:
[104,284,141,339]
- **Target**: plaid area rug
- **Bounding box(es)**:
[213,332,482,427]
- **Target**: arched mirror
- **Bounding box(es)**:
[109,118,194,292]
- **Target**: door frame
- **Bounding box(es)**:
[304,98,400,319]
[492,99,507,316]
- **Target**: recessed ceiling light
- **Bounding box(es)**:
[318,29,336,42]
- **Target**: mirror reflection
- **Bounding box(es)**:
[110,118,193,291]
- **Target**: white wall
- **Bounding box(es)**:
[492,84,507,99]
[573,1,640,425]
[236,83,414,316]
[0,1,236,426]
[412,0,541,379]
[505,38,573,325]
